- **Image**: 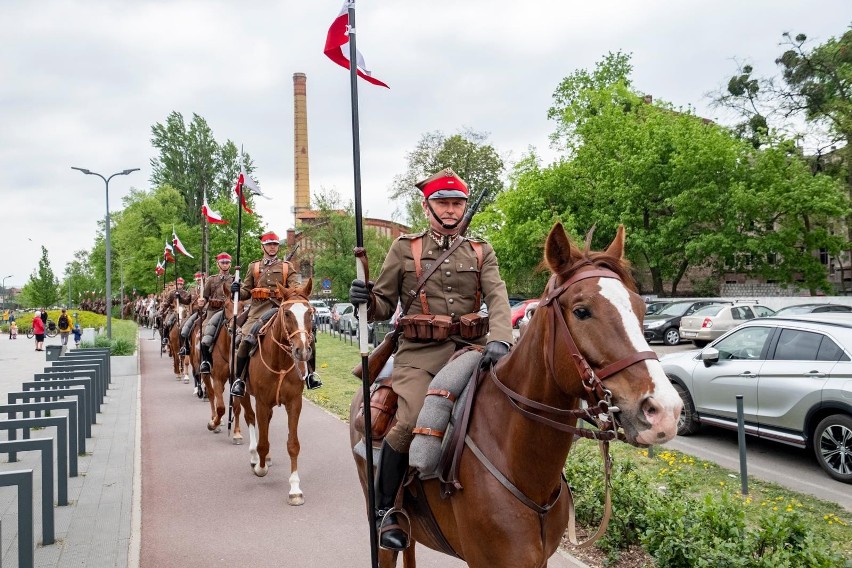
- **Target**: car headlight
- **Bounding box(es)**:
[645,320,666,329]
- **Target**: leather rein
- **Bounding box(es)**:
[472,266,658,549]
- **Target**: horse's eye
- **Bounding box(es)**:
[573,307,591,320]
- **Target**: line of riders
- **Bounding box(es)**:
[134,231,323,398]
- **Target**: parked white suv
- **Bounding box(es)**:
[663,314,852,483]
[310,300,332,324]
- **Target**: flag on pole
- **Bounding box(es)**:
[155,260,165,276]
[202,197,228,225]
[172,230,194,258]
[234,162,267,215]
[324,1,389,88]
[164,242,175,263]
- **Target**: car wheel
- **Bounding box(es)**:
[692,340,708,348]
[663,328,681,346]
[672,382,700,436]
[813,414,852,483]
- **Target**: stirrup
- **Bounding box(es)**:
[178,346,187,356]
[161,337,168,345]
[305,372,322,390]
[230,378,246,397]
[376,508,410,551]
[199,360,211,373]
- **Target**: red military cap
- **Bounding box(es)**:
[194,272,203,279]
[260,231,280,244]
[415,167,469,200]
[216,252,232,262]
[176,277,185,284]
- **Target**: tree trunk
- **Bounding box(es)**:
[669,259,690,296]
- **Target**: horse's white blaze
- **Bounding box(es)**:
[289,303,310,349]
[249,424,259,465]
[289,471,302,496]
[597,280,682,410]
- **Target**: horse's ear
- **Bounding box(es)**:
[603,224,626,260]
[276,281,289,298]
[545,222,584,273]
[302,277,313,297]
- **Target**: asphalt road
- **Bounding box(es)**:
[652,342,852,512]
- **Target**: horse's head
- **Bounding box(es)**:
[538,223,681,446]
[275,278,314,364]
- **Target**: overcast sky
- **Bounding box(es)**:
[2,1,850,289]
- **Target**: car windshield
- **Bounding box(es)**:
[657,302,695,316]
[692,305,725,317]
[775,305,818,315]
[310,301,328,309]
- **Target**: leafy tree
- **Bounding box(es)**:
[493,52,847,296]
[714,27,852,290]
[20,246,59,307]
[61,250,100,307]
[300,189,393,299]
[390,128,505,227]
[150,112,255,267]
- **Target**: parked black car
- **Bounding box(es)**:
[643,300,730,346]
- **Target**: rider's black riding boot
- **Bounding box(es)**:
[375,442,410,551]
[161,328,169,345]
[199,344,211,374]
[178,335,189,356]
[230,355,248,397]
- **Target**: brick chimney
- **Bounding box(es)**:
[293,73,310,226]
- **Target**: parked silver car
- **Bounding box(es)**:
[679,302,775,347]
[663,315,852,483]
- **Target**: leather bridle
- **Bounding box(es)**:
[491,267,658,441]
[257,298,314,406]
[470,265,658,549]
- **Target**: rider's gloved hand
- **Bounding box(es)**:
[230,281,241,294]
[349,279,373,307]
[480,341,509,371]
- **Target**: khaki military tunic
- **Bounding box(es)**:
[369,230,512,450]
[202,273,234,324]
[237,258,299,335]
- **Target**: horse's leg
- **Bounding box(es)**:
[204,373,218,432]
[231,390,247,445]
[252,401,271,477]
[285,394,304,506]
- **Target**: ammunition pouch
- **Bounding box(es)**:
[399,313,487,342]
[208,299,225,309]
[459,313,489,339]
[250,287,282,300]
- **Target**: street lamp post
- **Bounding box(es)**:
[71,167,139,339]
[1,274,12,310]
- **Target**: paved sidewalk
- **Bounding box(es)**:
[0,330,139,567]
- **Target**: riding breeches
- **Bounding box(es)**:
[385,365,435,453]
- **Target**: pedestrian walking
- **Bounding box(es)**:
[58,308,72,347]
[9,321,17,339]
[72,324,82,348]
[33,310,45,351]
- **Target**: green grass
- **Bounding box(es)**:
[309,330,852,563]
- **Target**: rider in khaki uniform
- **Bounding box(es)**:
[162,278,192,346]
[178,272,206,356]
[198,252,235,374]
[230,231,322,396]
[349,167,512,551]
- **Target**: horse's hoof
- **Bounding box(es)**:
[232,436,243,445]
[253,464,269,477]
[207,421,215,432]
[214,425,221,433]
[288,494,305,506]
[183,377,190,384]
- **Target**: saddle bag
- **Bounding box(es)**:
[459,313,489,339]
[354,378,398,440]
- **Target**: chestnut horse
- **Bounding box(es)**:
[237,278,314,506]
[201,281,247,441]
[349,223,682,567]
[167,296,189,382]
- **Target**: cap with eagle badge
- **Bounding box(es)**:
[260,231,280,245]
[216,252,232,262]
[416,167,469,200]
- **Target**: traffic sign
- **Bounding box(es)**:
[321,277,332,290]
